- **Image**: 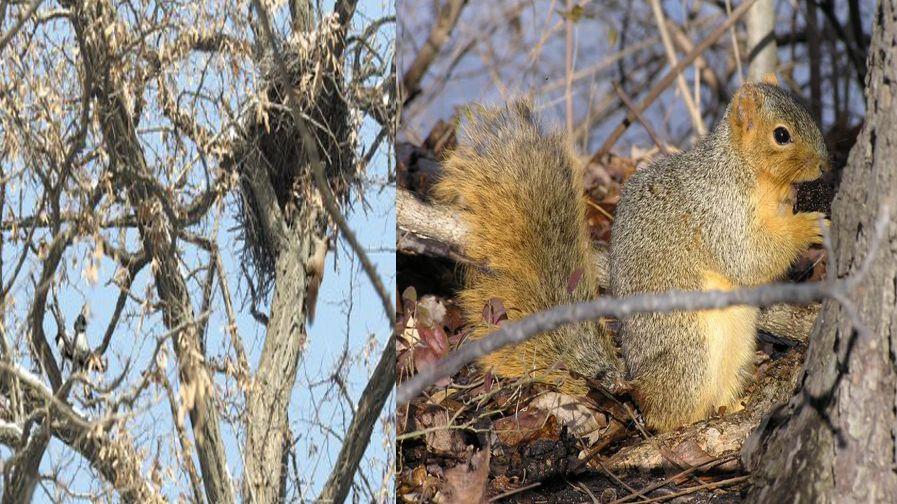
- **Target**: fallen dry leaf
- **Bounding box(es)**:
[416,406,466,456]
[442,449,490,504]
[397,465,441,503]
[531,392,609,444]
[482,297,508,326]
[493,409,557,446]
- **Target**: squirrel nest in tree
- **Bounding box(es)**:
[233,16,359,302]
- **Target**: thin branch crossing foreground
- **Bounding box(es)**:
[398,204,890,405]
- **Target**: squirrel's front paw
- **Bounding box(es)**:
[794,211,829,245]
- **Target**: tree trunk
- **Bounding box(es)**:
[746,0,778,80]
[243,229,319,503]
[746,1,897,500]
[237,7,324,497]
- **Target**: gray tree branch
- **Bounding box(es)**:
[0,363,164,502]
[400,0,469,104]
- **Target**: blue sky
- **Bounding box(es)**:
[0,0,394,501]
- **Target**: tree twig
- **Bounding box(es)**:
[609,455,740,504]
[400,0,468,104]
[0,0,43,54]
[613,84,669,155]
[591,0,757,161]
[648,0,706,135]
[724,0,745,83]
[636,475,751,503]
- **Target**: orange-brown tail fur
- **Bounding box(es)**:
[433,102,623,395]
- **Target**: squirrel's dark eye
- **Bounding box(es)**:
[773,126,791,145]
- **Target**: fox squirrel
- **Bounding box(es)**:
[434,76,828,432]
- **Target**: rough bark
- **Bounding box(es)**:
[8,228,74,500]
[396,187,468,263]
[243,221,319,503]
[755,303,820,345]
[746,2,897,500]
[64,1,235,502]
[244,0,379,497]
[2,427,50,504]
[241,1,333,500]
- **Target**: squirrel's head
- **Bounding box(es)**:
[726,75,828,185]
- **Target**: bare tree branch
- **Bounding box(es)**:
[0,363,164,502]
[0,0,42,54]
[648,0,707,135]
[400,0,468,104]
[593,0,758,160]
[317,334,395,503]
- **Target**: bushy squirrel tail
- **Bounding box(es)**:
[433,101,623,395]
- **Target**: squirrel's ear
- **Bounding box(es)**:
[729,85,760,133]
[760,72,779,85]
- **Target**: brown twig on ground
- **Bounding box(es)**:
[487,482,542,502]
[609,455,741,504]
[569,420,630,474]
[639,475,751,503]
